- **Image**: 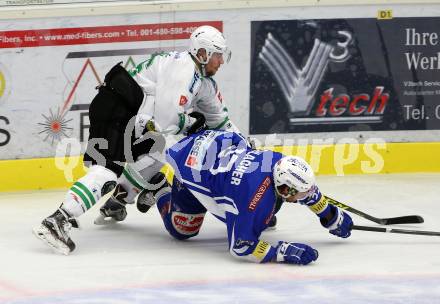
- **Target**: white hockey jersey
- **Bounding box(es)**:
[130,51,238,137]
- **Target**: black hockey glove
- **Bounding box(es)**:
[185,111,207,135]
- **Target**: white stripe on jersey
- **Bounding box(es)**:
[213,196,238,213]
[186,187,239,219]
[181,178,211,193]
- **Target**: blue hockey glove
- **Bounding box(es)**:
[320,205,353,238]
[275,241,318,265]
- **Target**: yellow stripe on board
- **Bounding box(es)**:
[0,156,87,192]
[269,142,440,175]
[1,142,440,192]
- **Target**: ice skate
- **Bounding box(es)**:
[136,172,168,213]
[94,184,128,225]
[33,208,79,255]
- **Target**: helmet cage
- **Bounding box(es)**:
[276,184,299,199]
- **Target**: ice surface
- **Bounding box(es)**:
[1,173,439,303]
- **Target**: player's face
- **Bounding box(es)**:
[205,52,224,76]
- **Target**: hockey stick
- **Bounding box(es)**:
[324,196,424,225]
[352,225,440,236]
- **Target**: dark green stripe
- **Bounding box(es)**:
[74,182,96,206]
[130,52,166,76]
[211,117,230,130]
[176,113,185,134]
[70,186,91,210]
[123,168,144,190]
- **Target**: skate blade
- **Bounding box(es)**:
[32,226,71,255]
[94,214,118,225]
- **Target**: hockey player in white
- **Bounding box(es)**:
[95,25,240,225]
[33,25,239,255]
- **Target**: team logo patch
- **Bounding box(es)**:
[184,130,218,170]
[179,95,188,106]
[171,211,205,236]
[248,176,272,211]
[186,155,197,167]
[235,239,255,247]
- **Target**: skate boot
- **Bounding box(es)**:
[33,208,79,255]
[94,184,128,225]
[137,172,169,213]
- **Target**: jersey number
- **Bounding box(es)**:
[209,145,246,175]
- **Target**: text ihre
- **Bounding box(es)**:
[404,28,440,70]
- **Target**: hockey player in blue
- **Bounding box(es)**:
[148,130,353,264]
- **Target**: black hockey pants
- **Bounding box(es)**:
[83,62,153,176]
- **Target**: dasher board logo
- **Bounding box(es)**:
[0,63,11,105]
[249,18,440,134]
[259,32,387,125]
[38,46,185,144]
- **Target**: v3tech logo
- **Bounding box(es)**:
[259,31,389,125]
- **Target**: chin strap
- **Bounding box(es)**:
[190,53,208,77]
[200,64,207,77]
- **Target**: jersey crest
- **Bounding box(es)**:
[179,95,188,106]
[184,130,219,170]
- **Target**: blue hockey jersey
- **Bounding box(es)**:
[166,130,284,262]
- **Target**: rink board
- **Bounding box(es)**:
[1,141,440,192]
[1,1,440,192]
[2,3,440,161]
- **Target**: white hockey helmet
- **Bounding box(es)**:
[273,156,315,199]
[189,25,231,65]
